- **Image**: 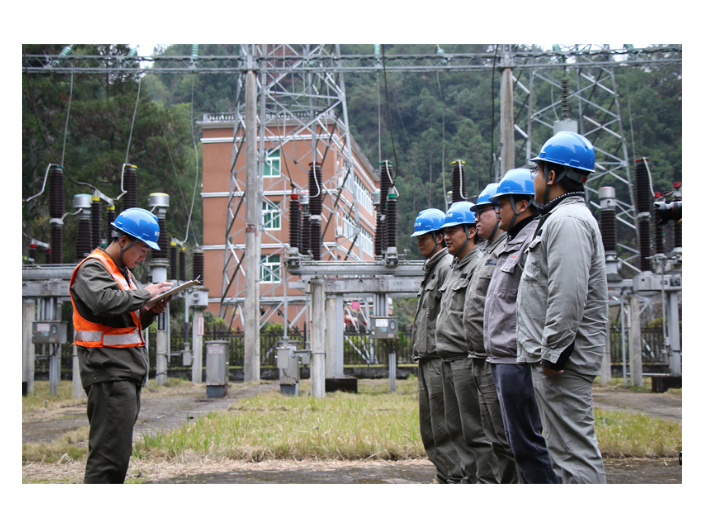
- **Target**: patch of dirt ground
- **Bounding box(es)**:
[22,379,682,484]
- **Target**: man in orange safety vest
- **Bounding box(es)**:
[70,207,173,484]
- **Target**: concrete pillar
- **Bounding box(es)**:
[310,278,326,398]
[22,299,35,395]
[72,343,85,398]
[156,313,168,385]
[192,308,204,384]
[600,319,612,384]
[628,295,643,387]
[500,66,515,175]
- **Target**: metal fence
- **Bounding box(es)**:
[47,327,675,372]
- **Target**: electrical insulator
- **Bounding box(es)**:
[386,190,398,250]
[149,193,170,260]
[49,165,64,264]
[653,193,666,255]
[289,194,301,250]
[49,165,64,219]
[451,160,466,203]
[310,215,322,261]
[192,248,204,282]
[598,187,617,253]
[634,159,652,271]
[170,241,178,280]
[179,246,186,282]
[561,77,570,119]
[91,195,101,250]
[106,205,116,245]
[308,163,323,217]
[74,194,93,260]
[123,165,138,210]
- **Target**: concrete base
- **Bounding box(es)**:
[651,375,682,393]
[280,383,299,396]
[206,385,228,398]
[325,377,358,393]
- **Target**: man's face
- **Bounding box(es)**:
[121,238,151,269]
[443,224,474,257]
[532,163,547,205]
[475,206,499,240]
[417,232,441,258]
[495,196,528,231]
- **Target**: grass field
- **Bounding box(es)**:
[22,378,682,467]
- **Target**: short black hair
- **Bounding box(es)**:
[511,194,538,214]
[113,229,137,243]
[544,162,586,193]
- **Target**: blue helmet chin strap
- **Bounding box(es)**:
[452,224,473,257]
[543,163,572,206]
[118,234,139,269]
[430,231,441,255]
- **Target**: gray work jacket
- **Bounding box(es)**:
[516,195,608,376]
[435,245,481,360]
[411,248,453,361]
[464,232,508,359]
[484,217,539,364]
[70,251,157,388]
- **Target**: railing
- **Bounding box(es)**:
[46,327,676,373]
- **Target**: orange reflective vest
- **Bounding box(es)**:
[70,249,145,348]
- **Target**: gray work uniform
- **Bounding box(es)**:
[411,247,462,483]
[70,251,157,484]
[517,195,608,484]
[463,231,519,483]
[484,216,558,484]
[436,245,498,483]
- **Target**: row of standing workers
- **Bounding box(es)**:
[411,131,608,484]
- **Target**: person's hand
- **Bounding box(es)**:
[148,296,172,313]
[146,282,173,299]
[541,361,564,377]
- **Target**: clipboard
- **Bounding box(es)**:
[147,279,201,305]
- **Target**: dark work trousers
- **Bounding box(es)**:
[418,358,463,483]
[490,363,558,484]
[441,357,498,483]
[471,358,520,483]
[84,380,142,484]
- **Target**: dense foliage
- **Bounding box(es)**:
[22,44,202,277]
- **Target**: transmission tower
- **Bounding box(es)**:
[202,45,378,333]
[510,44,643,268]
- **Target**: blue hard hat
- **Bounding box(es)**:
[111,208,161,250]
[411,208,446,237]
[490,169,535,203]
[531,131,595,173]
[471,183,500,212]
[443,201,476,228]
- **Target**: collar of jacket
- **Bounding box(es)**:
[503,216,540,251]
[423,246,448,273]
[451,244,480,270]
[507,214,539,242]
[538,191,586,216]
[483,230,507,253]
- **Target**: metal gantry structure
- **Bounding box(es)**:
[23,44,682,391]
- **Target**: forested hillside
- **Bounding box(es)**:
[22,44,681,266]
[22,44,201,274]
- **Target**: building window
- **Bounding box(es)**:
[261,254,281,283]
[263,149,281,178]
[262,201,281,230]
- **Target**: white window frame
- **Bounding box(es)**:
[262,201,281,230]
[263,148,281,178]
[260,254,281,283]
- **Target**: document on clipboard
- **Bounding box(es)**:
[147,279,201,306]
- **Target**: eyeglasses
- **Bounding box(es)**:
[476,207,496,218]
[529,168,538,180]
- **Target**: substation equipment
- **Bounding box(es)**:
[21,161,207,397]
[22,44,683,396]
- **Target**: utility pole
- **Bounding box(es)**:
[310,277,326,398]
[243,62,261,382]
[499,45,515,176]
